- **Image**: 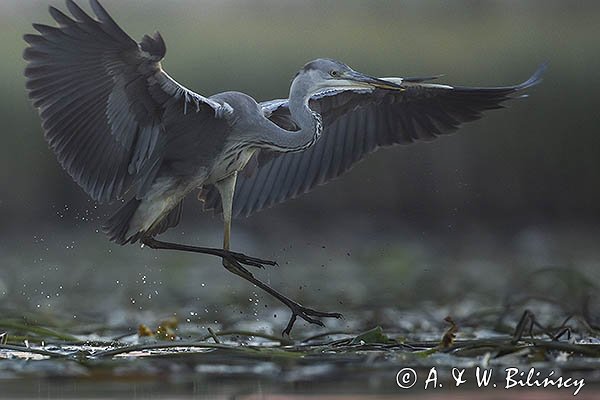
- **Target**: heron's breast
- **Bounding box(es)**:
[208,146,257,183]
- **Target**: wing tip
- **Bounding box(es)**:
[519,62,548,90]
[89,0,111,22]
[65,0,92,22]
[31,22,53,34]
[48,5,72,25]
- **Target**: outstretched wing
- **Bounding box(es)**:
[24,0,228,203]
[204,64,545,218]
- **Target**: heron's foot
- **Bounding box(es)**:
[283,303,343,336]
[223,251,278,269]
[217,248,341,336]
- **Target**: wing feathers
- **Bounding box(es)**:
[25,0,220,204]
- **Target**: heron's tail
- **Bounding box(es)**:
[102,197,185,245]
[102,198,142,245]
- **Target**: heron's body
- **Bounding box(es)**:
[24,0,545,335]
[124,91,263,243]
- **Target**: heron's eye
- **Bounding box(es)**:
[330,70,340,77]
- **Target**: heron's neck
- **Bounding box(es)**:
[261,75,322,153]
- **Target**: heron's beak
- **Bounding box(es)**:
[347,71,404,91]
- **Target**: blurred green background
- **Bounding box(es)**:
[0,0,599,331]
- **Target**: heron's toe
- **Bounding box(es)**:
[229,251,277,269]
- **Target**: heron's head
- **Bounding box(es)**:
[295,58,402,93]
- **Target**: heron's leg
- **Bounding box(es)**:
[157,172,342,335]
[214,172,237,252]
[213,173,342,335]
[142,237,276,268]
[143,237,342,335]
[212,173,275,268]
[147,174,342,335]
[219,257,343,336]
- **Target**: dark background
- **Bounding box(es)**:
[0,0,599,331]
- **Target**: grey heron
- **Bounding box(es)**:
[24,0,545,335]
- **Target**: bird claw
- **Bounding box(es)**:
[218,248,340,336]
[282,305,343,336]
[226,251,277,269]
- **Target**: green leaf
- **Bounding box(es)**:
[349,326,393,345]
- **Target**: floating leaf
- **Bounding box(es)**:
[349,326,393,345]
